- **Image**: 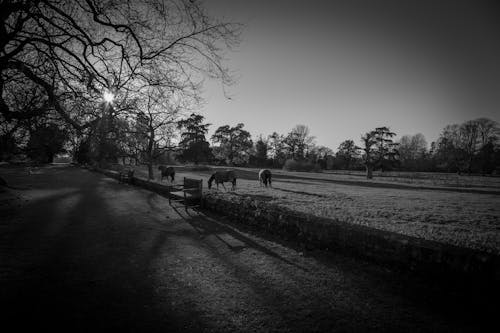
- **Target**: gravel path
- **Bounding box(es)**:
[0,165,495,332]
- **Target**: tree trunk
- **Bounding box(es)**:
[148,161,154,180]
[366,164,373,179]
[147,127,155,180]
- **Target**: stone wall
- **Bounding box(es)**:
[94,167,172,196]
[90,166,500,284]
[202,192,500,284]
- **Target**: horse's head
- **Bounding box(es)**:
[208,174,215,189]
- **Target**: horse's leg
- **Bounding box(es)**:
[222,182,227,191]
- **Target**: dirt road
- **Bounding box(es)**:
[0,165,494,332]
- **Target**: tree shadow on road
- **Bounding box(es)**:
[170,205,309,272]
[170,204,497,332]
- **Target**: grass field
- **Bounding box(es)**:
[324,170,500,189]
[128,164,500,254]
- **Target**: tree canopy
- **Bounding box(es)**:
[1,0,241,131]
[211,123,253,166]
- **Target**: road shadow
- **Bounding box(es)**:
[183,206,498,332]
[170,205,309,272]
[1,165,210,332]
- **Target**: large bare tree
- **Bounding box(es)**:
[1,0,241,132]
[131,86,183,179]
[284,125,315,160]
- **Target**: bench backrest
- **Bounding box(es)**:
[184,177,202,190]
[184,178,202,199]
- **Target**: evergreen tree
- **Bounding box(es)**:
[358,126,398,178]
[177,113,212,164]
[373,126,399,172]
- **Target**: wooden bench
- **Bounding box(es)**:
[118,168,135,183]
[168,177,203,208]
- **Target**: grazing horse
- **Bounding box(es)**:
[158,165,175,183]
[259,169,272,187]
[208,170,237,190]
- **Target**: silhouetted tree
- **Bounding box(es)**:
[398,133,428,171]
[0,119,24,161]
[335,140,360,170]
[26,124,68,163]
[433,127,463,172]
[252,136,269,167]
[359,131,377,179]
[460,120,481,174]
[476,118,499,148]
[432,119,500,173]
[308,145,333,169]
[211,123,253,165]
[267,132,286,168]
[372,127,399,172]
[131,89,181,179]
[476,142,496,174]
[74,137,91,164]
[284,125,315,160]
[358,127,398,178]
[177,113,212,165]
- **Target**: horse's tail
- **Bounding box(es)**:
[208,174,215,189]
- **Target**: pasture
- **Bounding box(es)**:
[132,165,500,255]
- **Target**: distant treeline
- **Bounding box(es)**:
[170,116,500,177]
[2,112,499,178]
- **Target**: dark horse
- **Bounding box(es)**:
[208,170,236,190]
[259,169,272,188]
[158,165,175,183]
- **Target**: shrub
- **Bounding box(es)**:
[313,164,323,173]
[283,159,321,172]
[185,165,213,172]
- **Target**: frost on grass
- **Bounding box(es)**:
[209,178,500,255]
[130,165,500,254]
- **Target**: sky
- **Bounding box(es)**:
[201,0,500,150]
